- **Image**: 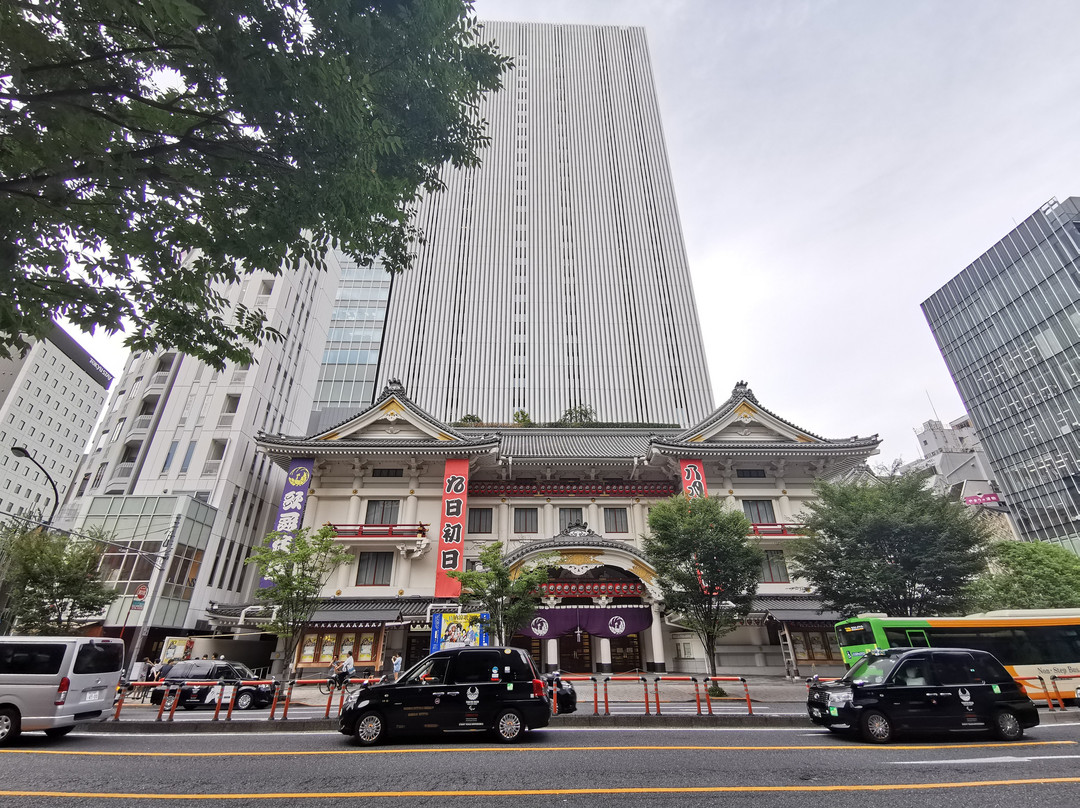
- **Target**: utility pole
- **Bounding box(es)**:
[125,515,179,672]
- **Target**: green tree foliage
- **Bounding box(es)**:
[512,409,532,426]
[457,413,483,425]
[0,523,117,634]
[965,540,1080,611]
[558,404,596,427]
[644,495,765,676]
[446,541,556,644]
[789,472,991,618]
[1,0,509,367]
[245,524,351,674]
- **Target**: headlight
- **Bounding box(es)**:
[257,684,271,691]
[827,689,853,705]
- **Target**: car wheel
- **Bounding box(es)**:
[991,709,1023,741]
[0,707,21,747]
[163,693,176,710]
[860,709,894,743]
[44,726,74,739]
[352,711,386,746]
[235,691,254,710]
[494,708,525,743]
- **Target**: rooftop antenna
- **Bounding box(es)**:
[925,389,941,422]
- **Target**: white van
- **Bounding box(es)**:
[0,636,125,745]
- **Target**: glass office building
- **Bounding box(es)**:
[923,197,1080,553]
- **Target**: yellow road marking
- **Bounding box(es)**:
[1,741,1071,757]
[3,777,1080,799]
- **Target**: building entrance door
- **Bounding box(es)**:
[610,634,642,673]
[559,632,592,672]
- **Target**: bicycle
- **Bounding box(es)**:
[317,672,355,696]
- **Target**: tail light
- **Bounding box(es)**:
[55,676,70,706]
[532,679,545,699]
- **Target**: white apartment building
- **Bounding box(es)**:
[61,256,342,658]
[0,321,112,520]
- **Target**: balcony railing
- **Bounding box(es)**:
[747,523,805,537]
[111,462,135,480]
[148,371,170,387]
[131,414,154,431]
[468,480,679,498]
[332,523,428,538]
[217,413,236,428]
[202,460,222,477]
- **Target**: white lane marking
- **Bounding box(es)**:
[894,754,1080,764]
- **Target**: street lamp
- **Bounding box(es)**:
[10,445,59,525]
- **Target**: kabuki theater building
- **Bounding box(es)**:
[215,381,879,679]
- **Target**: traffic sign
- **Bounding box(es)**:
[132,584,148,611]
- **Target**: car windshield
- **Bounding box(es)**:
[232,663,256,679]
[842,654,900,685]
[399,656,450,685]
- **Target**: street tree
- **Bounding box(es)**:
[789,471,991,618]
[0,522,117,635]
[644,495,765,676]
[446,541,556,644]
[2,0,509,367]
[245,524,351,676]
[965,539,1080,611]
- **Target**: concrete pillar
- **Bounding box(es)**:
[403,493,418,524]
[776,479,792,523]
[545,638,559,674]
[649,603,666,673]
[498,501,510,541]
[543,502,555,536]
[336,550,354,591]
[587,502,600,530]
[596,637,612,674]
[347,476,362,523]
[305,474,320,527]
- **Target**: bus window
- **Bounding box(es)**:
[906,630,929,647]
[836,622,875,648]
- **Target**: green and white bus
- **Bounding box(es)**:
[833,609,1080,702]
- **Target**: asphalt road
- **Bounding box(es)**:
[3,723,1080,807]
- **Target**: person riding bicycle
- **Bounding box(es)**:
[340,651,356,687]
[330,656,346,688]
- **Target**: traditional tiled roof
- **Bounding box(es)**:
[207,596,435,624]
[752,594,839,622]
[460,428,669,460]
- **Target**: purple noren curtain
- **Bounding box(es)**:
[520,607,651,639]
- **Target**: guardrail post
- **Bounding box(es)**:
[212,679,225,721]
[1033,676,1056,710]
[1049,676,1067,711]
[703,677,713,715]
[112,683,128,721]
[603,677,610,716]
[740,677,752,715]
[591,676,599,716]
[166,684,182,722]
[281,680,296,720]
[692,677,702,715]
[641,676,650,714]
[268,680,282,720]
[653,677,662,716]
[225,681,239,721]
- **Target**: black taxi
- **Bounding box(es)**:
[807,647,1039,743]
[338,646,550,745]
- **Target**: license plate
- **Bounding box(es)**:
[84,690,103,702]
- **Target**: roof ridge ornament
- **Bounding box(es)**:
[732,380,758,403]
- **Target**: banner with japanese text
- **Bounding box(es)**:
[435,458,470,597]
[261,457,315,588]
[679,459,708,498]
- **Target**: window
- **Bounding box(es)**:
[514,507,538,533]
[759,550,789,582]
[91,462,108,488]
[356,552,393,586]
[365,500,399,524]
[742,500,775,524]
[604,507,628,533]
[736,469,767,478]
[372,468,404,478]
[559,508,583,531]
[180,440,197,473]
[468,508,492,533]
[162,441,179,472]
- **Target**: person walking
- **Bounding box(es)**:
[392,653,402,681]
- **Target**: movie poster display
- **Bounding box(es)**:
[430,612,490,653]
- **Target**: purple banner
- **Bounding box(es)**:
[520,607,652,639]
[261,457,315,588]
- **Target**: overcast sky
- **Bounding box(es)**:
[72,0,1080,466]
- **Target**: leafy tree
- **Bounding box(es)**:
[512,409,532,426]
[446,541,556,644]
[0,523,117,634]
[245,524,351,676]
[789,471,991,618]
[965,540,1080,611]
[457,413,483,425]
[558,404,596,427]
[1,0,509,367]
[644,495,765,676]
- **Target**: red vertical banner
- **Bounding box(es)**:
[435,458,470,597]
[679,459,708,498]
